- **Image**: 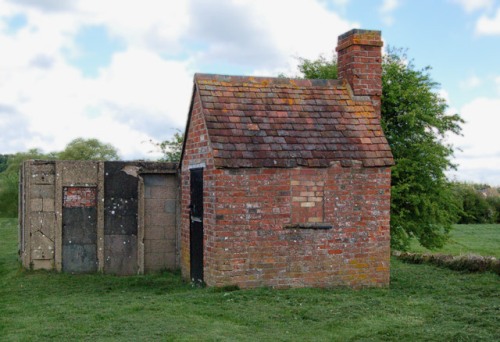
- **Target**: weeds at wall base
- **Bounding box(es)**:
[393,251,500,275]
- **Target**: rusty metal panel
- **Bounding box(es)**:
[62,187,97,273]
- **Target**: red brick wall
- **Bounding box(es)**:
[180,89,217,281]
[208,163,391,288]
[182,89,391,289]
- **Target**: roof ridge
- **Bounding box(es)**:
[194,73,343,88]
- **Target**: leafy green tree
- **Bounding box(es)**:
[0,149,51,217]
[486,196,500,223]
[0,154,9,173]
[57,138,120,161]
[295,48,463,250]
[154,131,184,162]
[0,139,120,217]
[297,56,338,79]
[453,182,500,224]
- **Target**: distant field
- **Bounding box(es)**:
[408,224,500,258]
[1,218,499,341]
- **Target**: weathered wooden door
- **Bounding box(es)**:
[189,168,204,284]
[62,187,97,273]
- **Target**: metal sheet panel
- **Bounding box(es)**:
[62,187,97,273]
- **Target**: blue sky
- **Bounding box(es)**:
[0,0,499,185]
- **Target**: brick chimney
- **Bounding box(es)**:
[336,29,383,118]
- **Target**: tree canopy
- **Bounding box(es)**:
[296,48,463,250]
[154,131,184,162]
[57,138,119,161]
[0,149,52,217]
[0,139,120,218]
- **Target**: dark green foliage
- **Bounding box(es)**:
[155,131,184,162]
[297,55,338,79]
[454,183,495,223]
[292,48,463,250]
[0,149,51,218]
[382,48,463,250]
[487,197,500,223]
[0,154,9,173]
[57,138,120,161]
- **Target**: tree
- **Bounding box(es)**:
[154,131,184,162]
[0,154,9,173]
[0,139,120,217]
[295,48,463,250]
[57,138,120,161]
[452,182,500,224]
[486,196,500,223]
[0,149,51,217]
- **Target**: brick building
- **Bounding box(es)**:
[19,29,393,288]
[180,29,394,288]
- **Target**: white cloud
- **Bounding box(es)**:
[438,89,451,103]
[0,1,194,159]
[379,0,400,26]
[449,97,500,185]
[381,0,399,13]
[452,0,494,13]
[0,0,359,159]
[334,0,350,5]
[459,74,482,89]
[185,0,356,75]
[76,0,190,54]
[496,76,500,93]
[476,8,500,35]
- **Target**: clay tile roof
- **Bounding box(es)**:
[194,73,394,168]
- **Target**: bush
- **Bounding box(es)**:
[453,182,499,224]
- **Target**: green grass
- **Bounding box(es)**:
[1,218,499,341]
[408,224,500,258]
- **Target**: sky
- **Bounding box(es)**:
[0,0,499,185]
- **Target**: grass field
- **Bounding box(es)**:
[1,218,499,341]
[408,224,500,258]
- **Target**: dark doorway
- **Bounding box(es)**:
[62,187,97,273]
[189,168,204,284]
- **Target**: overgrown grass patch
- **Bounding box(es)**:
[1,218,499,341]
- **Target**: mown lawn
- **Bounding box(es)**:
[408,224,500,258]
[1,218,499,341]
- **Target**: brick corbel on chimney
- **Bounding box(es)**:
[336,29,383,118]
